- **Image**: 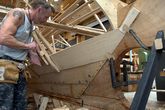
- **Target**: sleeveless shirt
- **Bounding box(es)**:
[0,10,32,61]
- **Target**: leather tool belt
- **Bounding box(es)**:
[0,59,25,84]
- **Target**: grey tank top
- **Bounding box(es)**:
[0,11,32,61]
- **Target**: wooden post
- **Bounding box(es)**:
[35,29,55,54]
[52,35,57,52]
[32,32,49,65]
[33,31,60,72]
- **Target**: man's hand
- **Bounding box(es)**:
[28,41,41,66]
[26,41,37,50]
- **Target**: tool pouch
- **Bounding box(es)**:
[0,59,20,83]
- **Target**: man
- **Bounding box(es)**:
[0,0,55,109]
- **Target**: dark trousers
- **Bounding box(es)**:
[0,73,27,110]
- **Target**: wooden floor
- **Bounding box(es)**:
[124,92,165,110]
[27,91,165,110]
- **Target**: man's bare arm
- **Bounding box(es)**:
[0,9,36,50]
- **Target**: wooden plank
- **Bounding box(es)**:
[0,5,10,13]
[119,7,140,33]
[29,61,129,109]
[33,31,61,72]
[61,1,100,24]
[54,0,83,22]
[74,25,105,32]
[45,7,102,38]
[59,35,71,47]
[82,61,129,110]
[52,99,61,108]
[43,1,102,38]
[53,106,69,110]
[33,93,42,108]
[69,7,101,25]
[22,0,31,7]
[32,31,49,65]
[39,97,49,110]
[117,4,132,27]
[28,60,105,98]
[51,35,57,52]
[54,39,69,47]
[59,1,91,23]
[0,5,10,20]
[50,29,124,70]
[126,0,136,4]
[95,0,127,29]
[42,0,83,38]
[35,29,54,54]
[40,21,104,37]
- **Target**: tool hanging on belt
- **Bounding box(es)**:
[0,59,25,83]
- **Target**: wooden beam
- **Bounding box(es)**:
[69,7,101,25]
[33,93,49,110]
[0,5,10,14]
[42,0,83,38]
[95,0,127,29]
[74,25,105,32]
[33,31,61,72]
[42,28,54,38]
[40,21,104,37]
[119,7,140,33]
[117,4,132,27]
[44,7,102,38]
[54,0,83,22]
[33,93,42,108]
[52,35,57,52]
[35,29,54,54]
[59,1,91,23]
[59,2,98,24]
[0,6,9,20]
[32,32,49,65]
[43,1,101,39]
[59,35,71,47]
[22,0,31,7]
[54,39,70,47]
[39,97,49,110]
